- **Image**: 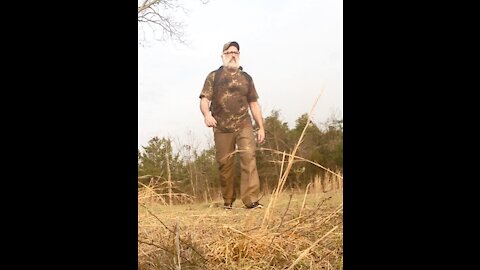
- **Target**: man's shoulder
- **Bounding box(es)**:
[205,69,218,80]
[206,66,223,77]
[213,66,224,73]
[240,70,253,80]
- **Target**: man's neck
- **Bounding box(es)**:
[223,66,239,72]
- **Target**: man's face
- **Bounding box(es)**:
[222,46,240,68]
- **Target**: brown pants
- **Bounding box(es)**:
[214,126,260,206]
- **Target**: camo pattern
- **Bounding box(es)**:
[199,67,259,133]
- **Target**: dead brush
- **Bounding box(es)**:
[138,204,208,270]
[138,192,342,269]
[201,195,343,269]
[138,179,195,205]
[138,180,167,205]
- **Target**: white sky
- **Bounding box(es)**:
[138,0,343,151]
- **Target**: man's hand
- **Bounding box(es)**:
[200,97,216,127]
[256,128,265,144]
[204,115,217,127]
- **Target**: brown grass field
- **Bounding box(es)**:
[138,185,343,270]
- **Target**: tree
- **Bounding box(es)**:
[322,115,343,172]
[138,0,209,44]
[262,110,291,152]
[138,136,174,178]
[291,114,322,160]
[138,136,193,199]
[192,146,219,201]
[288,113,343,185]
[289,114,322,186]
[256,110,292,190]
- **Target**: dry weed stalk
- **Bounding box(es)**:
[138,204,208,269]
[313,174,323,195]
[299,183,312,218]
[138,181,167,205]
[138,179,195,205]
[174,222,181,270]
[286,225,339,270]
[260,148,344,180]
[262,91,323,229]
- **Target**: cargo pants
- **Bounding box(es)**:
[213,126,260,207]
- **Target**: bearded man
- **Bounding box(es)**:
[199,41,265,209]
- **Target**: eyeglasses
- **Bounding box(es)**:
[224,51,240,55]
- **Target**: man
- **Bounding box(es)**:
[199,41,265,209]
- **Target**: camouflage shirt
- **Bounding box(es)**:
[199,66,259,133]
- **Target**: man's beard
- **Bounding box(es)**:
[222,56,240,69]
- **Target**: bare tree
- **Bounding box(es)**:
[138,0,209,44]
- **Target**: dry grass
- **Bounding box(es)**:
[138,179,195,205]
[138,189,342,270]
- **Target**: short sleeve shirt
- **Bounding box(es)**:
[199,67,259,133]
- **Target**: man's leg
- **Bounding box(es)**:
[214,130,236,205]
[236,126,261,206]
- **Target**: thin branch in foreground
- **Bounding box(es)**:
[258,147,343,179]
[139,203,207,262]
[138,238,198,267]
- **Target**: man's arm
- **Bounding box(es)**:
[249,101,265,144]
[200,97,217,127]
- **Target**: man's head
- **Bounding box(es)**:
[223,41,239,52]
[221,41,240,69]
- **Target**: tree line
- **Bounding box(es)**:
[138,110,343,203]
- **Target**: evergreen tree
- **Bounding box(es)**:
[256,110,293,190]
[138,136,173,178]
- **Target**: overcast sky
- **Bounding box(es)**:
[138,0,343,152]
